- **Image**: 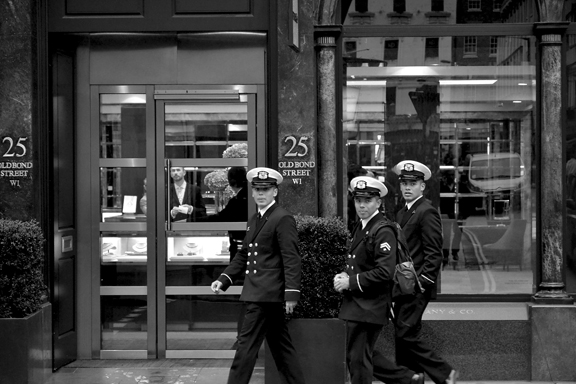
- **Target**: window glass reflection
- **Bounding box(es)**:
[101,296,147,350]
[165,103,248,159]
[100,94,146,159]
[343,35,536,294]
[566,33,576,293]
[342,0,537,26]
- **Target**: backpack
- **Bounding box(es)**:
[364,220,423,298]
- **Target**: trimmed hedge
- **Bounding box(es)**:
[0,220,47,318]
[292,215,348,319]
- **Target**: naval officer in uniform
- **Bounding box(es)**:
[334,176,424,384]
[393,160,457,384]
[211,167,305,384]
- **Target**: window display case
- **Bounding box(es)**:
[101,233,232,264]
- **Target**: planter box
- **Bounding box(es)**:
[0,303,52,384]
[265,318,346,384]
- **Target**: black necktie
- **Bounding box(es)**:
[399,206,408,223]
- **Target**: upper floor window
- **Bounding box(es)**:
[384,40,399,62]
[394,0,406,13]
[493,0,502,11]
[425,38,440,61]
[355,0,368,13]
[490,36,498,56]
[431,0,444,12]
[464,36,478,57]
[468,0,481,11]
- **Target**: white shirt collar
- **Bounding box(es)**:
[361,210,380,229]
[406,195,424,210]
[258,201,275,217]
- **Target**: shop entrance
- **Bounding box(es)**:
[94,85,264,358]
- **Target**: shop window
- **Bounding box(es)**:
[343,35,536,295]
[566,35,576,294]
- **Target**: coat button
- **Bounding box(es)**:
[351,266,354,270]
[254,260,257,264]
[247,261,250,265]
[245,270,249,274]
[249,243,253,247]
[254,252,258,256]
[255,243,258,247]
[248,252,252,256]
[353,255,356,258]
[254,270,257,274]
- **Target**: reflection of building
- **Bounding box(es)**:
[1,0,576,381]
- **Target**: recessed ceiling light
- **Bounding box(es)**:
[439,80,497,85]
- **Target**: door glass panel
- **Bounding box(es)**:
[100,94,146,159]
[166,232,233,285]
[167,165,248,221]
[161,97,252,355]
[164,102,248,159]
[101,236,147,283]
[101,295,148,350]
[100,167,147,223]
[166,294,242,350]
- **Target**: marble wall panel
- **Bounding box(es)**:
[276,0,318,216]
[0,29,35,220]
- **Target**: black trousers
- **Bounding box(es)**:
[393,292,453,384]
[346,321,415,384]
[228,302,305,384]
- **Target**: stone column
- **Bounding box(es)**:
[316,28,340,218]
[533,17,572,303]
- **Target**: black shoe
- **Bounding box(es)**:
[411,373,424,384]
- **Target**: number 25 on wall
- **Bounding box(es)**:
[2,137,28,158]
[284,135,309,157]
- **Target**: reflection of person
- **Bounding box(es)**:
[210,167,305,384]
[198,167,248,260]
[334,176,424,384]
[140,177,147,215]
[393,160,457,384]
[198,167,249,349]
[439,172,461,269]
[169,167,207,222]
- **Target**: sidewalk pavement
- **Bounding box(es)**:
[44,360,573,384]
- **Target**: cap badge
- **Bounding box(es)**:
[404,163,414,172]
[356,180,367,189]
[257,171,269,179]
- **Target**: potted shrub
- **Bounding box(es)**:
[265,215,349,384]
[0,219,51,384]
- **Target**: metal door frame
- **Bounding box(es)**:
[91,84,265,359]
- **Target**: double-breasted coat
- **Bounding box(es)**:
[338,211,396,325]
[217,202,301,302]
